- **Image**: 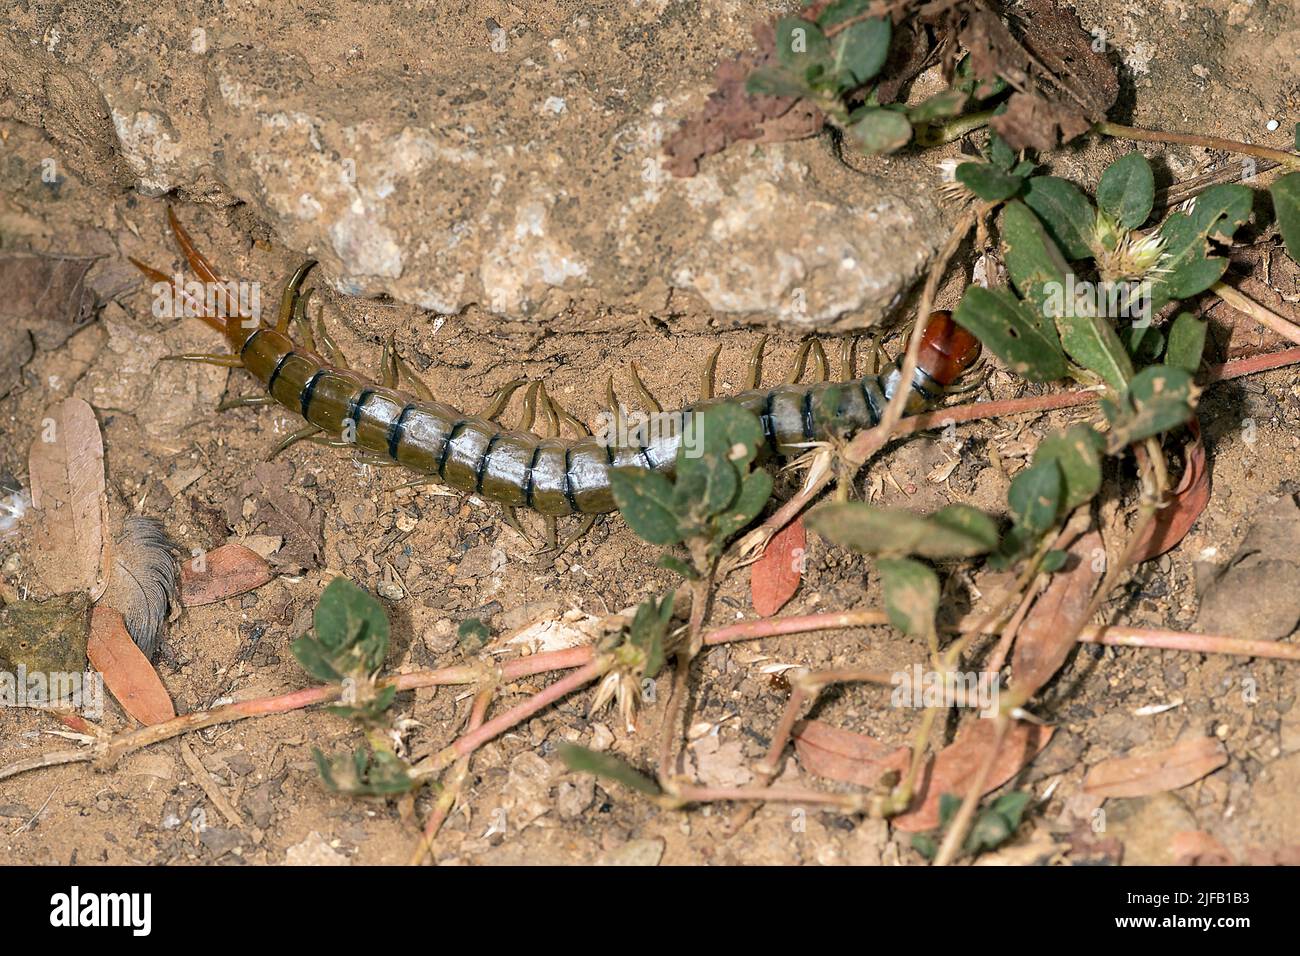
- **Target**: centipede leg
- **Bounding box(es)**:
[293,288,318,352]
[699,343,723,400]
[559,514,597,553]
[267,424,323,460]
[499,506,534,547]
[744,334,769,390]
[315,312,349,369]
[478,379,527,421]
[541,386,590,437]
[379,335,400,388]
[628,362,662,414]
[160,353,245,368]
[217,395,276,411]
[839,337,858,380]
[517,381,542,433]
[543,515,559,552]
[809,339,829,383]
[398,356,437,403]
[275,261,318,334]
[605,375,626,434]
[864,330,884,375]
[784,339,814,384]
[536,384,561,438]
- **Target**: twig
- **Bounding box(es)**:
[409,688,492,865]
[1212,280,1300,347]
[1096,121,1300,172]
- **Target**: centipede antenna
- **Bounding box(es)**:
[810,339,830,383]
[518,381,542,433]
[628,362,662,414]
[745,334,768,390]
[543,515,559,552]
[839,337,857,380]
[605,375,626,434]
[159,352,245,368]
[267,424,323,460]
[129,255,224,334]
[537,383,561,438]
[699,343,722,401]
[166,207,224,288]
[216,395,276,411]
[397,355,436,403]
[785,339,814,384]
[275,261,318,333]
[478,378,527,421]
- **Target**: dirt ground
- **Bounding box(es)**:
[2,2,1300,866]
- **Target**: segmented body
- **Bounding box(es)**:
[239,322,973,516]
[140,211,981,519]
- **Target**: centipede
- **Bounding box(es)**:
[132,209,982,549]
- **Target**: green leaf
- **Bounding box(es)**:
[745,66,811,99]
[1165,311,1207,373]
[713,470,773,546]
[832,16,891,87]
[953,285,1068,382]
[1003,200,1071,317]
[1008,459,1064,535]
[657,553,699,580]
[1033,425,1103,511]
[1097,152,1155,229]
[1040,549,1068,573]
[1270,172,1300,265]
[674,450,739,525]
[1104,365,1199,449]
[776,17,830,69]
[808,502,997,559]
[845,107,913,154]
[458,618,490,652]
[628,592,673,679]
[988,133,1016,172]
[293,577,390,682]
[966,790,1032,854]
[693,402,765,471]
[558,744,663,797]
[1150,183,1253,311]
[1055,311,1135,391]
[927,504,1001,554]
[1125,322,1165,365]
[878,558,939,638]
[1023,176,1096,260]
[957,162,1024,202]
[907,89,969,123]
[610,467,681,545]
[314,746,415,796]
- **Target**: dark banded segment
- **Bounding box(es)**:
[299,369,325,418]
[387,403,415,459]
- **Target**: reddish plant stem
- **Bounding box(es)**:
[410,688,492,865]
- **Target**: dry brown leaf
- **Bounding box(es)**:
[0,252,97,398]
[1130,420,1209,563]
[1011,529,1102,699]
[750,516,805,617]
[88,605,175,725]
[892,719,1054,832]
[793,719,911,787]
[181,542,274,607]
[1083,737,1228,798]
[100,516,179,658]
[224,460,323,569]
[28,397,109,599]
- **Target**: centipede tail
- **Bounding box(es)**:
[135,213,980,530]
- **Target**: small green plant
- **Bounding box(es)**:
[911,790,1033,860]
[292,577,414,795]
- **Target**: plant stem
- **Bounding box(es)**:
[1212,280,1300,347]
[1096,121,1300,171]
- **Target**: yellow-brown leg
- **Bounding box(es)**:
[745,334,769,390]
[628,362,662,414]
[699,343,723,401]
[478,379,527,421]
[160,353,244,368]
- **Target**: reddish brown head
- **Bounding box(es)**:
[916,310,981,387]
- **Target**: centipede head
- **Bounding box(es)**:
[916,310,981,387]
